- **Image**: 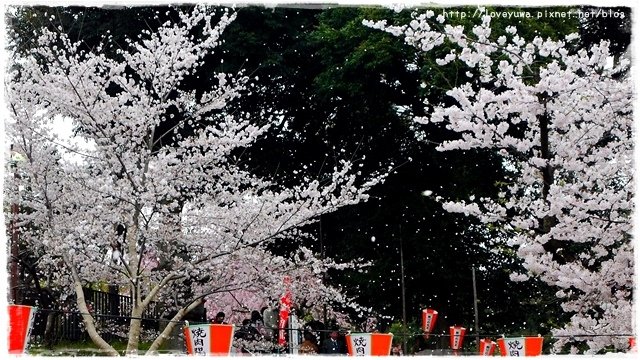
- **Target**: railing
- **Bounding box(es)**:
[29,287,164,345]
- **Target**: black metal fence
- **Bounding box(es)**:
[29,287,163,346]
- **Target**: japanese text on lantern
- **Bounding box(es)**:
[425,315,433,330]
[354,336,367,356]
[191,327,207,355]
[507,338,524,356]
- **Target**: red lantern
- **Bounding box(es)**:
[278,276,292,346]
[345,333,394,356]
[497,336,543,356]
[8,305,37,354]
[184,324,235,355]
[449,326,466,351]
[479,338,496,356]
[421,309,438,338]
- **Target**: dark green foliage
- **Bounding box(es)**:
[578,6,631,56]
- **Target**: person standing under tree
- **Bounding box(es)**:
[250,310,266,337]
[262,305,278,341]
[320,328,347,355]
[391,343,403,356]
[298,331,319,354]
[212,311,226,324]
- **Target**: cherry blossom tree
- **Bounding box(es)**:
[6,5,384,355]
[202,248,371,326]
[200,249,371,353]
[365,8,633,354]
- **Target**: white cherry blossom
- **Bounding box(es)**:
[7,6,384,355]
[366,9,632,354]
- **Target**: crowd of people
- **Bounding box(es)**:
[210,308,350,355]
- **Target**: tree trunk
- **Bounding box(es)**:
[43,310,57,349]
[538,97,554,211]
[72,281,119,355]
[126,307,144,355]
[65,254,119,355]
[145,298,203,355]
[125,211,143,355]
[538,97,567,262]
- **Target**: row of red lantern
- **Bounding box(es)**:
[8,304,634,356]
[447,326,543,356]
[423,309,465,351]
[423,308,544,356]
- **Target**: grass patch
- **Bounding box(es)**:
[28,339,182,356]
